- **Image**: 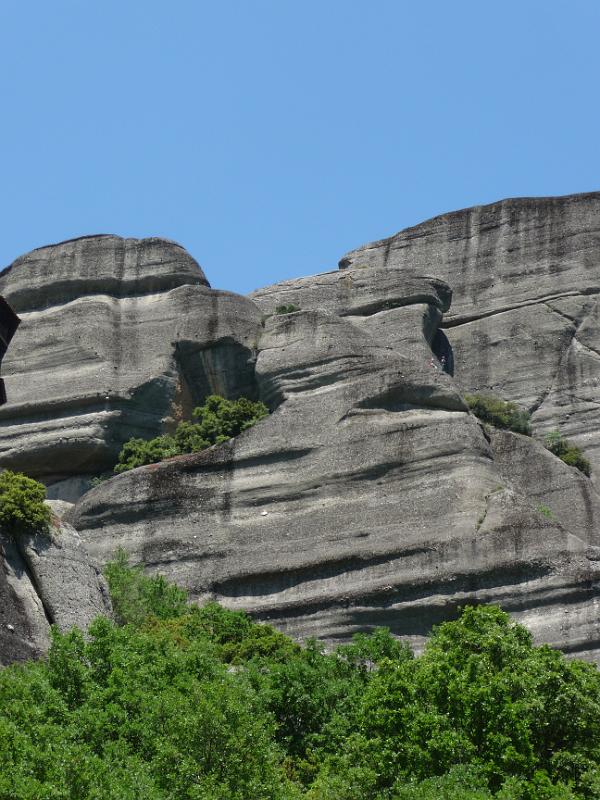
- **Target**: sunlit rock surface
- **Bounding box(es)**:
[0,505,110,666]
[329,192,600,487]
[4,194,600,664]
[0,235,262,498]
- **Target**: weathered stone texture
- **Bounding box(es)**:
[325,193,600,486]
[4,194,600,665]
[0,235,262,495]
[71,282,600,660]
[0,508,111,665]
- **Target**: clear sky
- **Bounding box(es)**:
[1,1,599,294]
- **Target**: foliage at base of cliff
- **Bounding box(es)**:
[0,557,599,799]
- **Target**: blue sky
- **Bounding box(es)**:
[1,1,599,294]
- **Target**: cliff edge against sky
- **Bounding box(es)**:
[2,192,600,665]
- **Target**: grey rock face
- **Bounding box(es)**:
[71,276,600,661]
[0,510,111,665]
[5,195,600,665]
[326,192,600,486]
[0,235,262,495]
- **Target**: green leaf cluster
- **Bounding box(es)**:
[544,431,591,477]
[275,304,301,315]
[114,395,269,473]
[0,469,51,538]
[1,559,600,799]
[465,394,532,436]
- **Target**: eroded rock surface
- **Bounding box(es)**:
[324,192,600,485]
[0,507,110,665]
[71,277,600,660]
[4,194,600,664]
[0,235,262,498]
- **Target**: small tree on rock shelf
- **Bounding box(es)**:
[114,394,269,473]
[0,470,51,538]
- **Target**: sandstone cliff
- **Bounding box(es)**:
[0,235,262,500]
[3,194,600,664]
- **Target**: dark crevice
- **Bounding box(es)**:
[431,329,454,375]
[175,337,259,407]
[339,294,444,318]
[213,547,437,599]
[13,537,55,627]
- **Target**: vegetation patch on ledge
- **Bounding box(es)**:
[114,394,269,473]
[0,469,51,538]
[544,430,591,477]
[465,393,532,436]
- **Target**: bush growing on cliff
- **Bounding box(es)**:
[544,430,591,477]
[114,394,269,473]
[104,548,189,626]
[0,469,51,538]
[275,303,300,314]
[465,393,532,435]
[1,555,600,798]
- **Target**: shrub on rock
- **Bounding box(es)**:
[544,430,591,477]
[114,394,269,473]
[465,393,532,435]
[0,470,51,538]
[275,304,300,314]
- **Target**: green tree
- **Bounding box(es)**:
[0,469,51,538]
[316,606,600,797]
[114,395,269,473]
[104,549,189,626]
[3,556,600,799]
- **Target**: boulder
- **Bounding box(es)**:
[0,506,111,665]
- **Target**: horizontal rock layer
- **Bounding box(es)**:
[328,192,600,487]
[71,299,600,661]
[0,235,262,496]
[4,194,600,663]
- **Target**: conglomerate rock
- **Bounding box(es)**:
[4,194,600,664]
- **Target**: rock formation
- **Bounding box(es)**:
[0,296,19,406]
[330,192,600,486]
[0,235,262,500]
[3,194,600,664]
[0,503,111,666]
